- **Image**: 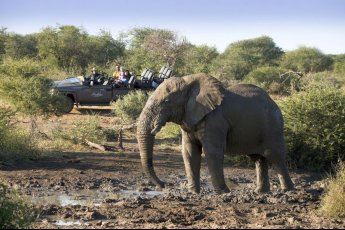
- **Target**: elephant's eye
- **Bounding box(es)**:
[164,99,170,103]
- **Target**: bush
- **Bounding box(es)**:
[113,90,151,122]
[279,87,345,170]
[0,108,39,162]
[156,122,181,139]
[299,71,345,91]
[0,180,37,229]
[319,161,345,218]
[244,66,289,94]
[0,58,66,117]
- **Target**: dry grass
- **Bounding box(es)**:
[319,161,345,218]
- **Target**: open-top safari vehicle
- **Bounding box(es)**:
[52,66,174,113]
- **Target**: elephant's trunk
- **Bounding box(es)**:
[137,113,165,189]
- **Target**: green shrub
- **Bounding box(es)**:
[319,161,345,218]
[300,71,345,91]
[0,108,40,162]
[0,58,66,117]
[113,90,151,122]
[156,122,181,139]
[244,66,289,94]
[279,87,345,170]
[0,180,37,229]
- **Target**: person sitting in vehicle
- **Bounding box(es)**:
[112,65,122,81]
[88,67,102,86]
[119,69,131,85]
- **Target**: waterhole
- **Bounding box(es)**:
[28,189,165,207]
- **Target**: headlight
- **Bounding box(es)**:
[50,88,58,95]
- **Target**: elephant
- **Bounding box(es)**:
[136,73,294,194]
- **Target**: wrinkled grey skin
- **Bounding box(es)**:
[137,73,294,194]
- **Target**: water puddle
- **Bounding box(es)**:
[55,220,83,226]
[29,189,165,207]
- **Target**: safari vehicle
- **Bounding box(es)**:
[52,66,174,113]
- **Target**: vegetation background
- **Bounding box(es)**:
[1,24,344,172]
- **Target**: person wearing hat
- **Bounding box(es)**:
[89,67,101,86]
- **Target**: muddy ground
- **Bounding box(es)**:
[1,107,344,229]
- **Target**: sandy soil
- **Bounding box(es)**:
[1,107,344,229]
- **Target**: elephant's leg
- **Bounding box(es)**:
[202,142,229,194]
[203,148,229,194]
[182,131,202,193]
[250,154,270,193]
[265,148,294,191]
[198,113,230,194]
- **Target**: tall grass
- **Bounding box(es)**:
[319,161,345,218]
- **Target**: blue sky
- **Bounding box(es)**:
[1,0,345,54]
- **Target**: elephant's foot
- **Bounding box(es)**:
[188,184,200,194]
[278,175,294,191]
[281,183,294,191]
[214,186,230,195]
[254,185,270,194]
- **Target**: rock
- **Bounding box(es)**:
[62,213,72,219]
[104,198,118,203]
[194,213,205,221]
[85,211,106,220]
[287,217,295,224]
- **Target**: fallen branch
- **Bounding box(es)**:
[84,139,125,152]
[84,123,137,152]
[85,139,106,151]
[117,123,137,150]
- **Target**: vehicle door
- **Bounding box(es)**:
[78,84,113,104]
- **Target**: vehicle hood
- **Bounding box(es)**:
[53,77,83,88]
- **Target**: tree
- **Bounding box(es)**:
[280,47,333,73]
[123,27,189,75]
[179,44,219,75]
[333,54,345,75]
[87,30,125,68]
[212,36,284,80]
[4,33,38,59]
[36,25,90,74]
[0,28,7,59]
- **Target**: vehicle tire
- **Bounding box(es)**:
[63,96,74,113]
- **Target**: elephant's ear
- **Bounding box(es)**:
[184,74,225,127]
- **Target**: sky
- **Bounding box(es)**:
[1,0,345,54]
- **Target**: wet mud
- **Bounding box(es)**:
[1,150,344,229]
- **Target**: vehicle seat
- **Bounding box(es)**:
[128,75,136,89]
[158,66,173,79]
